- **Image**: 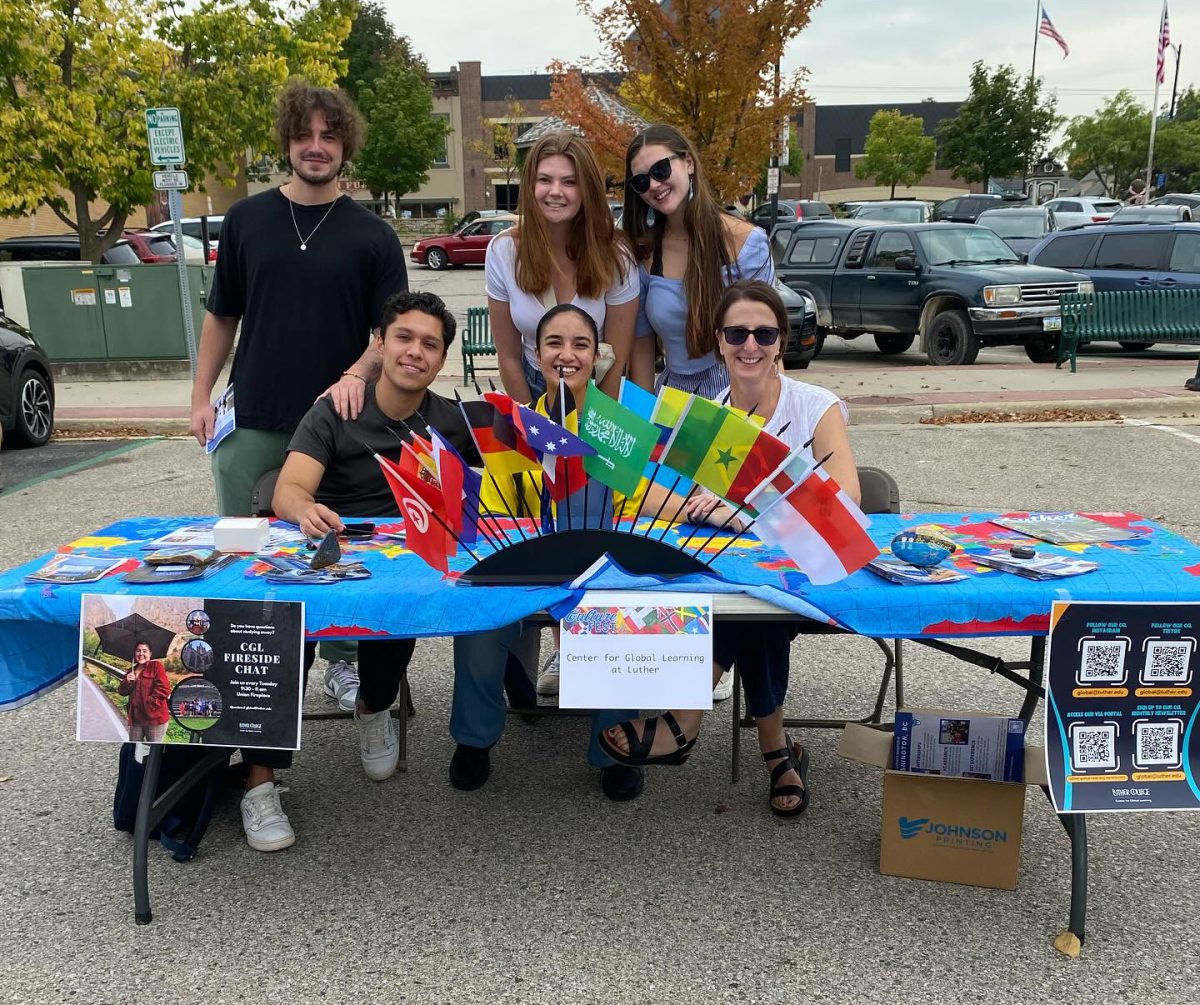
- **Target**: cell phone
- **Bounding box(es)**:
[341,523,376,539]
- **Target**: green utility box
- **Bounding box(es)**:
[20,263,212,361]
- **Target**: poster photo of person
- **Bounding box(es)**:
[77,595,304,749]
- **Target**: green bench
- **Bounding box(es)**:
[461,306,497,386]
[1057,289,1200,378]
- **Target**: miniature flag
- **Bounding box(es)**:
[515,401,596,503]
[579,387,659,497]
[660,395,727,481]
[428,427,481,546]
[692,409,780,502]
[457,398,540,518]
[750,469,878,584]
[724,429,792,507]
[483,391,542,466]
[375,453,452,573]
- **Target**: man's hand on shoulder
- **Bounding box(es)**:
[320,372,368,421]
[298,503,345,538]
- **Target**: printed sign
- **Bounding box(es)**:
[559,591,712,710]
[71,288,96,306]
[1045,600,1200,813]
[77,594,304,750]
[153,169,189,191]
[145,106,186,166]
[118,287,132,308]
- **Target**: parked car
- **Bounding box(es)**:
[455,209,510,231]
[0,310,54,448]
[1108,204,1193,224]
[0,235,140,265]
[177,234,217,263]
[849,201,933,223]
[749,199,834,231]
[150,215,224,254]
[1028,222,1200,293]
[410,214,517,270]
[115,229,179,264]
[1040,196,1122,229]
[1150,193,1200,212]
[931,194,1007,223]
[777,281,819,369]
[772,220,1092,365]
[975,206,1059,256]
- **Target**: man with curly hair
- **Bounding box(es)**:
[189,80,408,852]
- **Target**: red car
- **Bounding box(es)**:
[118,229,180,263]
[410,214,517,270]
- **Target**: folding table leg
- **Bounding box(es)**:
[396,671,410,772]
[132,744,164,925]
[1042,787,1087,946]
[731,664,742,784]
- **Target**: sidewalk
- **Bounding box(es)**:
[53,346,1200,434]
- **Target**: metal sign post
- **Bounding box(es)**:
[145,108,197,376]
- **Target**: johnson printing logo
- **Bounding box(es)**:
[898,816,1008,846]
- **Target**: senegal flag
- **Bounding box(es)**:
[660,395,727,481]
[579,384,659,497]
[692,408,775,501]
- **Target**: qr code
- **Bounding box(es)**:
[1144,641,1193,683]
[1071,724,1117,771]
[1079,640,1127,683]
[1135,722,1180,766]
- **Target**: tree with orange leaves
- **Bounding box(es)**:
[548,0,816,202]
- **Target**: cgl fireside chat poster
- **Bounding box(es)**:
[77,594,304,750]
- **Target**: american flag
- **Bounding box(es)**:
[1156,2,1171,85]
[1039,5,1069,59]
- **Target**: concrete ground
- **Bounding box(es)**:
[2,420,1200,1003]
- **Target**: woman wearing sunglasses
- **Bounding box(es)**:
[486,131,637,405]
[599,280,860,818]
[622,124,774,395]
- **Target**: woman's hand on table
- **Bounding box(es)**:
[298,503,345,538]
[685,491,747,533]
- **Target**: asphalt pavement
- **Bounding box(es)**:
[3,423,1200,1003]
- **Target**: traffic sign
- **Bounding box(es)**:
[145,107,186,166]
[153,170,189,191]
[766,167,780,195]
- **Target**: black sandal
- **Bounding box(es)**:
[598,711,697,767]
[762,737,809,819]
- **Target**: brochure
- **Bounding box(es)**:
[991,512,1144,545]
[971,550,1098,580]
[144,524,305,553]
[255,555,371,584]
[26,554,132,584]
[205,384,236,455]
[894,710,1026,782]
[866,556,966,585]
[122,553,239,584]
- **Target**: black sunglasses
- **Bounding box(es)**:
[627,155,681,194]
[721,325,781,347]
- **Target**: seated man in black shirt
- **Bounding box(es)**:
[261,290,480,851]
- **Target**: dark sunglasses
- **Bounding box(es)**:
[721,325,781,347]
[627,155,680,194]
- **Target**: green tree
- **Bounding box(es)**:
[938,62,1058,185]
[0,0,352,262]
[854,109,936,198]
[337,1,418,102]
[352,58,448,211]
[1062,91,1150,197]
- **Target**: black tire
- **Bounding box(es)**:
[925,310,979,366]
[10,368,53,447]
[1118,341,1154,351]
[425,247,448,271]
[1024,335,1060,364]
[813,328,826,358]
[874,333,915,355]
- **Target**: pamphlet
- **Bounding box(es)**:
[971,549,1098,580]
[991,512,1144,545]
[866,556,966,585]
[122,553,239,584]
[893,709,1026,782]
[254,555,371,584]
[205,384,236,455]
[144,523,305,553]
[25,554,133,584]
[77,594,304,750]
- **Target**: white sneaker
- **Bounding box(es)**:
[713,668,734,702]
[240,782,295,852]
[323,660,360,712]
[355,708,399,781]
[537,650,560,696]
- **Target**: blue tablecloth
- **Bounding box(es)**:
[3,511,1199,710]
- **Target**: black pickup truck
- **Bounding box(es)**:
[772,221,1094,364]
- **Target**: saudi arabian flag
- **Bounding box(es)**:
[693,408,768,499]
[660,395,727,480]
[579,385,659,496]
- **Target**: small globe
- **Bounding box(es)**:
[891,529,957,568]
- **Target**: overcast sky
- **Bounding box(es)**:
[393,0,1196,127]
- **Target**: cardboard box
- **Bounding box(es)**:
[840,714,1048,891]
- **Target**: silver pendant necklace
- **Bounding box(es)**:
[287,187,339,251]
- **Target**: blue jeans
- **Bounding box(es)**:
[522,356,547,402]
[451,622,635,767]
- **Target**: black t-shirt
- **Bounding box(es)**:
[287,383,481,518]
[207,188,408,433]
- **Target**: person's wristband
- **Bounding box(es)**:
[341,371,366,384]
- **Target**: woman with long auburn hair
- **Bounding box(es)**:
[622,124,774,395]
[485,131,637,403]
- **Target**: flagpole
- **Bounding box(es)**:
[1145,1,1167,201]
[1030,0,1041,86]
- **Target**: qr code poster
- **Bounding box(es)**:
[1046,600,1200,813]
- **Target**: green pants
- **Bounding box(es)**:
[211,426,356,665]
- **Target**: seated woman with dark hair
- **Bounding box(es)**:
[598,279,861,817]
